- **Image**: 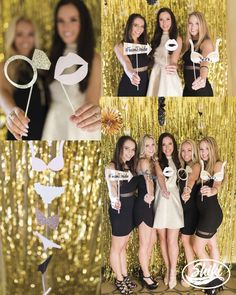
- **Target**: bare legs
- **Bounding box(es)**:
[110,235,130,281]
[157,228,180,288]
[138,222,156,284]
[181,234,195,275]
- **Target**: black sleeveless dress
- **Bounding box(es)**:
[7,64,48,140]
[109,175,139,236]
[179,173,200,235]
[134,175,154,228]
[118,52,148,97]
[196,179,223,238]
[182,43,213,97]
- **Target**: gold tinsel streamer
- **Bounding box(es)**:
[100,97,236,280]
[102,0,227,97]
[0,0,101,139]
[0,141,102,295]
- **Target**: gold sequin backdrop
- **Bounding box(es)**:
[0,141,102,295]
[100,97,236,280]
[102,0,227,97]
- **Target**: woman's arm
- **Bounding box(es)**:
[114,43,140,86]
[69,53,101,131]
[154,161,170,198]
[192,39,214,90]
[138,158,154,197]
[105,163,121,210]
[0,62,30,139]
[182,163,200,201]
[166,36,182,74]
[200,161,224,197]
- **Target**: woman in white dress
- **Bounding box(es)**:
[147,7,182,97]
[153,133,184,289]
[42,0,101,140]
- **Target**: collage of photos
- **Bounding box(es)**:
[0,0,235,295]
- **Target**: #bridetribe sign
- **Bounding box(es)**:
[123,43,152,55]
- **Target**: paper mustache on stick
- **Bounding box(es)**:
[4,50,88,117]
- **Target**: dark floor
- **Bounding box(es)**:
[102,270,236,294]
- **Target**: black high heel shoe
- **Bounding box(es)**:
[138,269,158,285]
[115,279,132,294]
[203,278,224,294]
[141,276,158,290]
[123,276,137,289]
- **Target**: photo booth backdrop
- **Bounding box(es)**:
[0,141,101,295]
[102,0,227,97]
[100,97,236,280]
[0,0,101,139]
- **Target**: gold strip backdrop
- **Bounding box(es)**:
[0,0,101,139]
[102,0,227,97]
[101,97,236,280]
[0,141,101,295]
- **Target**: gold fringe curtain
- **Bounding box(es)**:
[101,97,236,280]
[0,141,102,295]
[102,0,227,97]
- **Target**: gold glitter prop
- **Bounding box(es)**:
[101,107,123,135]
[102,0,228,97]
[100,97,236,280]
[0,141,102,295]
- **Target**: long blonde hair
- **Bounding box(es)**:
[138,134,157,159]
[5,16,40,58]
[4,16,40,81]
[179,139,199,168]
[199,137,220,175]
[185,11,211,52]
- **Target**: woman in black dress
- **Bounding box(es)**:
[0,16,48,140]
[182,12,214,96]
[105,136,138,294]
[114,14,149,96]
[134,135,158,290]
[178,139,200,287]
[194,137,225,263]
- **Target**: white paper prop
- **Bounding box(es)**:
[189,38,221,80]
[34,231,61,250]
[105,169,133,182]
[29,141,65,172]
[163,166,174,177]
[4,49,51,117]
[34,183,65,204]
[164,39,178,65]
[54,52,88,112]
[123,42,152,91]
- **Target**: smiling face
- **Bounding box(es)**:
[199,141,209,161]
[159,11,172,32]
[14,20,35,56]
[57,4,80,45]
[130,17,145,42]
[144,137,155,158]
[181,142,193,163]
[121,140,136,163]
[188,15,199,38]
[162,136,174,157]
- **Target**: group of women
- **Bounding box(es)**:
[106,134,225,294]
[0,0,101,140]
[115,8,217,97]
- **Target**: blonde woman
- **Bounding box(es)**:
[182,12,214,96]
[178,139,200,287]
[194,137,225,292]
[134,135,158,290]
[0,16,47,139]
